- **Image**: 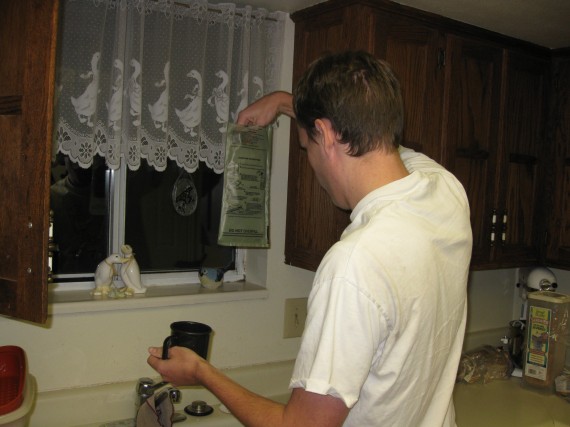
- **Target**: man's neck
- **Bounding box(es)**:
[343,149,409,210]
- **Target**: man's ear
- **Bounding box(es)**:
[315,118,347,158]
[314,118,338,154]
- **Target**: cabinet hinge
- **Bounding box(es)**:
[437,49,446,69]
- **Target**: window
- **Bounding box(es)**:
[50,154,240,289]
[48,0,286,292]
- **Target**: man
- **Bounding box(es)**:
[148,51,472,426]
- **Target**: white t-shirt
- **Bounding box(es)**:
[290,147,472,427]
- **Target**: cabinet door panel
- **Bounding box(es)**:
[286,7,361,270]
[286,7,445,271]
[442,36,503,267]
[495,51,547,265]
[546,57,570,266]
[374,14,444,162]
[552,161,570,261]
[0,0,59,323]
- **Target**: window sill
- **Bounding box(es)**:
[48,281,268,315]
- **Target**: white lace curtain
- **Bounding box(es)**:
[53,0,285,173]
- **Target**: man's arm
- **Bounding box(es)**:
[147,346,349,427]
[236,91,295,126]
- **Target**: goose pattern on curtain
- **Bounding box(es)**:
[54,0,285,174]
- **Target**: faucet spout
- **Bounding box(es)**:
[135,377,180,417]
[156,387,182,406]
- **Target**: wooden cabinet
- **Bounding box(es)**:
[286,2,450,270]
[442,35,504,267]
[443,43,549,269]
[493,51,549,267]
[286,0,551,272]
[284,3,446,269]
[0,0,59,323]
[373,13,445,162]
[545,54,570,267]
[285,5,368,269]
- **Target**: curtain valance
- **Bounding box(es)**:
[54,0,285,173]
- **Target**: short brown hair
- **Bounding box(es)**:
[293,51,403,156]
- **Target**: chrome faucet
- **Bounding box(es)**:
[135,377,182,418]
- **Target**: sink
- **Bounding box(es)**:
[28,360,295,427]
[94,393,290,427]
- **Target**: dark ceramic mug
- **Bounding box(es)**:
[162,321,212,360]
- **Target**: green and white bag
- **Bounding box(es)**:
[218,124,272,248]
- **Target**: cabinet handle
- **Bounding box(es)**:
[48,210,57,281]
[456,148,490,160]
[509,153,537,165]
[437,49,446,69]
[501,211,508,245]
[490,209,497,246]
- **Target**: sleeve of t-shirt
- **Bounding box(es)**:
[289,276,389,408]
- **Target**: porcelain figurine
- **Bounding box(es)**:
[106,282,134,299]
[93,253,126,296]
[120,244,145,293]
[199,266,225,290]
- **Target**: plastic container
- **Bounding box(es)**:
[0,346,35,427]
[0,346,26,416]
[522,291,570,392]
[0,375,35,427]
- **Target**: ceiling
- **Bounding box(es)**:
[243,0,570,49]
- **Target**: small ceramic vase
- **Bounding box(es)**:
[199,267,225,290]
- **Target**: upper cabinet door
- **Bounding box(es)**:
[286,4,446,271]
[0,0,59,323]
[286,5,375,270]
[441,35,504,268]
[494,51,549,266]
[373,13,445,162]
[545,56,570,267]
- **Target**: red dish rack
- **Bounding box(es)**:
[0,347,26,416]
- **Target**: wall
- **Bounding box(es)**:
[551,269,570,294]
[1,16,568,394]
[463,268,570,351]
[463,269,515,350]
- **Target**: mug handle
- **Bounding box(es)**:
[162,336,173,360]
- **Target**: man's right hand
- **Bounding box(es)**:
[236,91,295,126]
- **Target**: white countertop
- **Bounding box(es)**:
[454,377,570,427]
[29,360,570,427]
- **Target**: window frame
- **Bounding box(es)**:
[50,163,245,292]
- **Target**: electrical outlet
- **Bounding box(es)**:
[283,298,308,338]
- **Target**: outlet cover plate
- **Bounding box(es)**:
[283,297,308,338]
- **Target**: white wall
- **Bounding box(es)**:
[1,16,568,394]
[466,269,515,331]
[462,268,570,350]
[550,269,570,295]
